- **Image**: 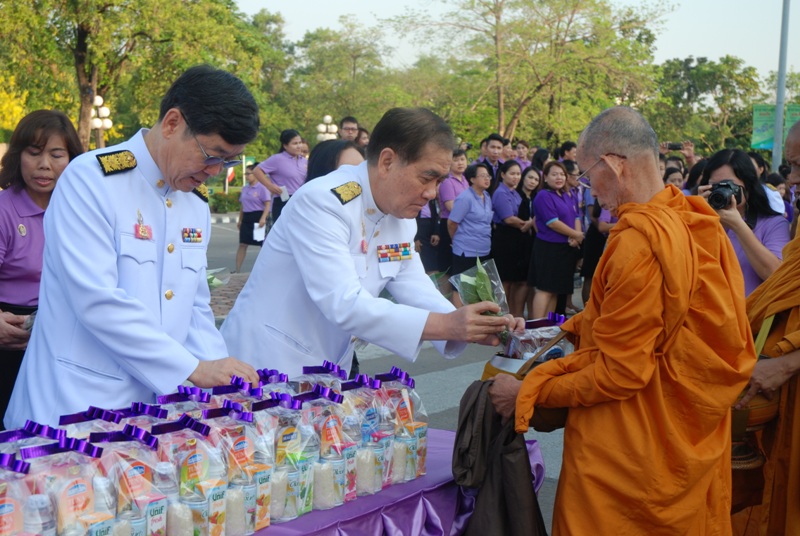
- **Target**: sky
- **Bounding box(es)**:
[235,0,797,78]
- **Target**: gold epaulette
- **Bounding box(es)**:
[192,184,210,203]
[331,181,362,205]
[96,150,137,176]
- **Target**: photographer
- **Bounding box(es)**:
[698,149,790,296]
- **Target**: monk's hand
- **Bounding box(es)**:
[488,374,523,421]
[188,357,260,388]
[736,353,800,408]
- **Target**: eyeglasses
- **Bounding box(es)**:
[577,153,627,182]
[181,111,242,169]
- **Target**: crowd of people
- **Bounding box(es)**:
[1,64,799,535]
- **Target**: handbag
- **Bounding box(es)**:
[481,330,570,432]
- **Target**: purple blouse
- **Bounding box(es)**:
[438,174,469,219]
[728,214,790,296]
[257,152,308,199]
[449,188,493,257]
[0,188,45,306]
[533,189,577,244]
[491,182,522,224]
[239,182,270,213]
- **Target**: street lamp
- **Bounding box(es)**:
[91,95,113,149]
[316,115,338,142]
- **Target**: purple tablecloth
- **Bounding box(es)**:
[261,428,546,536]
[264,428,459,535]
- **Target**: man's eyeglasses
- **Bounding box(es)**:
[578,153,627,182]
[181,111,242,169]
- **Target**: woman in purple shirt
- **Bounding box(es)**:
[698,149,790,296]
[448,162,494,279]
[438,149,469,273]
[255,129,308,222]
[491,160,535,318]
[0,110,82,422]
[529,161,584,318]
[235,164,271,272]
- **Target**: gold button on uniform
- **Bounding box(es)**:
[165,290,174,300]
[167,244,175,253]
[156,180,165,188]
[166,198,173,208]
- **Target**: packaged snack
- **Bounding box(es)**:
[504,320,573,362]
[19,437,104,536]
[289,366,345,395]
[152,462,192,536]
[0,455,31,536]
[59,408,124,440]
[210,377,265,411]
[375,367,428,477]
[270,395,317,519]
[156,387,217,420]
[171,437,225,536]
[89,424,166,536]
[202,402,259,484]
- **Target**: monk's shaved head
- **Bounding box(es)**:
[578,106,659,162]
[787,120,800,143]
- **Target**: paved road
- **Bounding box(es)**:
[207,214,563,531]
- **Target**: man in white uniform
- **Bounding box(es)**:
[5,66,261,428]
[222,108,520,376]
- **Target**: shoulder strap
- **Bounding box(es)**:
[754,315,775,355]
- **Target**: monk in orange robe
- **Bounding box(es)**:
[731,122,800,536]
[490,107,755,534]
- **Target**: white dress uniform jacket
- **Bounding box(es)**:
[5,130,227,428]
[221,162,465,377]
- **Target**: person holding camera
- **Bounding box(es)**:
[698,149,790,296]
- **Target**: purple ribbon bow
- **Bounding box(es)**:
[23,420,67,441]
[59,406,123,426]
[202,401,254,423]
[312,384,344,404]
[150,414,210,437]
[321,360,348,380]
[547,312,566,325]
[0,453,30,474]
[269,392,302,410]
[89,424,159,450]
[375,367,416,389]
[19,436,103,460]
[257,369,289,384]
[157,386,211,405]
[341,374,382,392]
[129,402,168,420]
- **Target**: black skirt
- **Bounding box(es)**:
[580,225,608,279]
[437,218,453,273]
[491,224,531,283]
[0,302,36,430]
[239,211,266,246]
[528,238,578,294]
[415,217,440,272]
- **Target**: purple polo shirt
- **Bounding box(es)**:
[239,182,270,213]
[449,188,493,257]
[491,182,522,224]
[533,189,576,244]
[515,157,531,170]
[439,174,469,219]
[598,209,618,236]
[0,188,45,306]
[419,202,432,218]
[728,214,790,296]
[257,151,308,199]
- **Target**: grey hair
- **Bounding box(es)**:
[579,107,659,162]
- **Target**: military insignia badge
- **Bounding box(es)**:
[182,228,203,243]
[378,243,412,262]
[135,209,153,240]
[96,150,137,175]
[192,184,210,203]
[331,181,362,205]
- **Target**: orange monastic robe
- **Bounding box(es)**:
[516,186,755,535]
[731,235,800,536]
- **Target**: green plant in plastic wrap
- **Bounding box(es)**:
[449,258,510,341]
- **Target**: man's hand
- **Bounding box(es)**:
[736,353,800,409]
[488,374,523,421]
[188,357,260,388]
[0,312,30,350]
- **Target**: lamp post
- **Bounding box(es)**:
[91,95,113,149]
[316,115,338,142]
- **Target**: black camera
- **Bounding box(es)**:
[708,179,743,210]
[667,142,683,151]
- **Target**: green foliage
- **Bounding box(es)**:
[209,192,241,214]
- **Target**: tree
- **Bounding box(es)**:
[392,0,662,145]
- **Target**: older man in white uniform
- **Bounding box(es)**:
[5,66,260,429]
[222,108,520,377]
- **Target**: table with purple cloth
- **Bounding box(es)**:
[263,428,546,536]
